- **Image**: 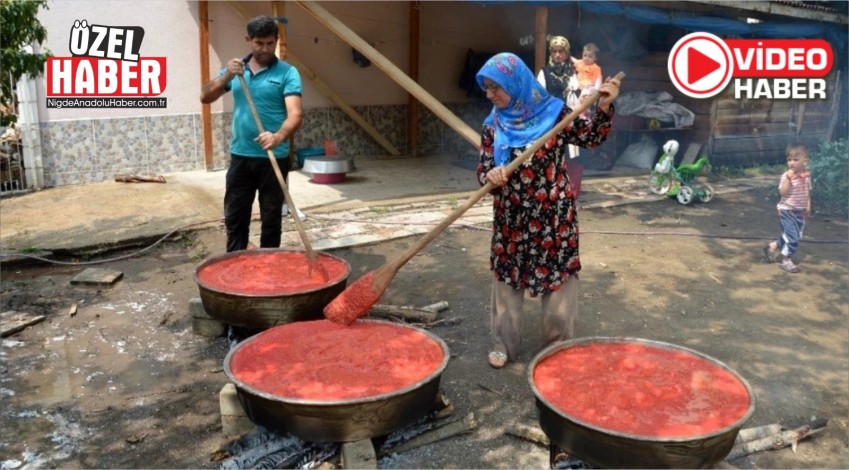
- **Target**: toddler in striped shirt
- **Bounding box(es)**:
[763,143,812,273]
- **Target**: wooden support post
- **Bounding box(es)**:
[297,0,480,149]
[272,1,288,59]
[708,94,719,159]
[826,70,841,142]
[198,0,214,170]
[407,1,420,157]
[534,6,548,74]
[795,102,806,135]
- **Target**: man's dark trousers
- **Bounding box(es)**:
[224,154,289,252]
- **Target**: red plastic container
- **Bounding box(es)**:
[312,173,347,184]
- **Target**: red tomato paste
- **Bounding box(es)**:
[197,251,347,295]
[323,272,379,325]
[229,320,445,400]
[533,341,751,438]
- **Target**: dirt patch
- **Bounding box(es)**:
[1,188,847,469]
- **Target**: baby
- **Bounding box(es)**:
[575,43,602,98]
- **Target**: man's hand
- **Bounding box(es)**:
[200,57,244,104]
[225,58,244,79]
[255,131,283,151]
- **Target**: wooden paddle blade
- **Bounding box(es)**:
[324,271,381,325]
[323,263,398,325]
[307,255,330,282]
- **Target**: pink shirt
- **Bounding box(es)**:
[777,172,811,210]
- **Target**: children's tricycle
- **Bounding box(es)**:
[649,140,714,205]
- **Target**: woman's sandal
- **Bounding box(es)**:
[488,351,508,369]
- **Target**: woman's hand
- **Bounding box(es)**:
[597,76,621,113]
[486,166,508,187]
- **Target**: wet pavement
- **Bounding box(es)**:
[0,153,774,259]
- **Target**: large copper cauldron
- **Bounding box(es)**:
[194,249,349,330]
[223,319,450,443]
[529,337,755,469]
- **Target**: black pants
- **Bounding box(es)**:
[224,155,289,252]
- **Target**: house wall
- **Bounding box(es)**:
[35,1,205,185]
[37,0,201,119]
[709,72,842,166]
[35,1,535,187]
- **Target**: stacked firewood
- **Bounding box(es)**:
[506,418,829,468]
[726,418,828,461]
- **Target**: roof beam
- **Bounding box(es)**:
[685,1,847,24]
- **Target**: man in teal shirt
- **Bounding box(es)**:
[200,16,303,252]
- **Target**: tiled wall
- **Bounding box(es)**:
[39,115,207,187]
[39,101,491,187]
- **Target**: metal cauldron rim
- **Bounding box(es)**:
[528,336,756,443]
[193,248,350,298]
[223,318,451,407]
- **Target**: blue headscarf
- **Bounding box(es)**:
[476,53,564,166]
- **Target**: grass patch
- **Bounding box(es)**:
[369,206,390,215]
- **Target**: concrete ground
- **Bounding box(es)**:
[3,154,847,470]
[0,153,773,258]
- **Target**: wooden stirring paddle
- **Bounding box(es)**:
[237,74,326,278]
[324,72,626,325]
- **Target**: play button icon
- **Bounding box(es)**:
[687,47,722,85]
[668,32,733,99]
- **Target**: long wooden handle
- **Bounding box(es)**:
[385,72,626,273]
[237,74,317,261]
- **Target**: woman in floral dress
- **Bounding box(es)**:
[475,52,620,368]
